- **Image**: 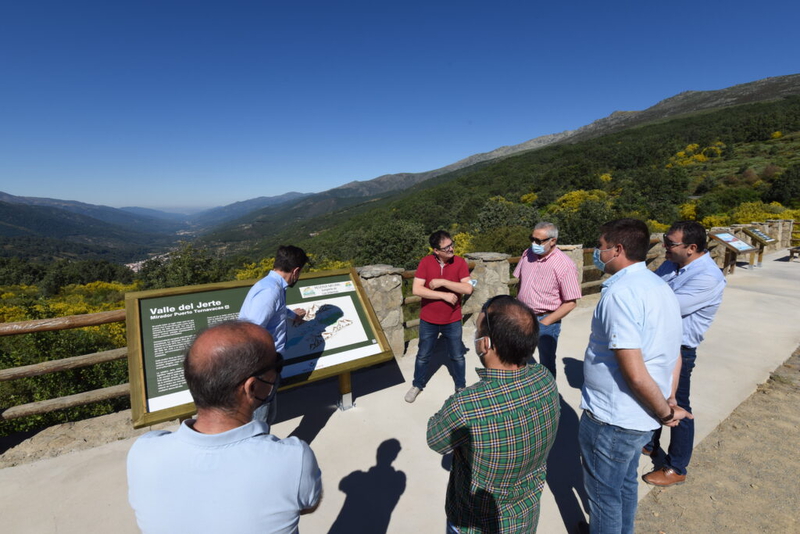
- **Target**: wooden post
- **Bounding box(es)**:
[338,371,354,411]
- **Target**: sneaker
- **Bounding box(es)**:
[404,386,422,403]
[455,387,465,394]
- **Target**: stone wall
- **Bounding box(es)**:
[357,264,406,359]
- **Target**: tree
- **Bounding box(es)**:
[764,165,800,207]
[137,243,232,290]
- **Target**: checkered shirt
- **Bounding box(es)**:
[427,364,560,533]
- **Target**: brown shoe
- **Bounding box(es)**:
[643,467,686,486]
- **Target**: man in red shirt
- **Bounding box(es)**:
[513,222,581,378]
[405,230,474,403]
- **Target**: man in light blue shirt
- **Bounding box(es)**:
[240,245,308,423]
[580,218,691,534]
[127,321,322,534]
[643,221,726,487]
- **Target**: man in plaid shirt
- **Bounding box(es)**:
[427,296,560,533]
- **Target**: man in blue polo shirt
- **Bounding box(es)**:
[127,321,322,534]
[643,221,726,487]
[240,245,308,424]
[580,218,692,534]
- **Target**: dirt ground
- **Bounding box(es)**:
[2,349,799,534]
[636,346,800,533]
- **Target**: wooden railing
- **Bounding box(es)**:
[0,311,129,421]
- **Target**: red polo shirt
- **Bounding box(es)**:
[415,254,470,325]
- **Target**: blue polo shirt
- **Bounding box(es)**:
[655,252,726,348]
[581,262,682,431]
[240,270,290,352]
[127,420,321,534]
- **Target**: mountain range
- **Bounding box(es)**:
[2,73,799,263]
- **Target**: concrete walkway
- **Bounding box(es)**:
[1,251,799,534]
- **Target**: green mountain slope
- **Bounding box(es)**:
[207,96,800,268]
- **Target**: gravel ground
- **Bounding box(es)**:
[635,347,800,533]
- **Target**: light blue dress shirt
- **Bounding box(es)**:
[655,251,726,348]
[239,270,289,352]
[127,420,321,534]
[581,262,683,431]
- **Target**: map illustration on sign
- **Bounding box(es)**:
[285,296,368,358]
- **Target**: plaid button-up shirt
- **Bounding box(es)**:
[427,364,560,533]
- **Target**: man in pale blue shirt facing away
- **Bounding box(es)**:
[240,245,308,424]
[580,218,691,534]
[643,221,726,487]
[127,321,322,534]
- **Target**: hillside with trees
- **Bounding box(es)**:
[198,96,800,268]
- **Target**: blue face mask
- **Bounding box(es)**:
[530,243,546,255]
[593,247,615,273]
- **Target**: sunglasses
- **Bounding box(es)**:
[436,242,455,252]
[247,352,284,383]
[663,239,686,249]
[529,236,553,245]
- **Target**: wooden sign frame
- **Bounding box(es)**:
[125,268,392,428]
[709,232,757,274]
[742,227,776,246]
[742,227,777,268]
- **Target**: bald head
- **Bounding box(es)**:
[184,321,278,412]
[478,296,539,367]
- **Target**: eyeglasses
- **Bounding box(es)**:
[248,352,284,384]
[663,239,686,249]
[436,242,455,252]
[529,236,553,245]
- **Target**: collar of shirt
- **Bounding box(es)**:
[476,365,529,382]
[662,251,711,280]
[268,270,289,291]
[178,419,271,447]
[601,261,646,290]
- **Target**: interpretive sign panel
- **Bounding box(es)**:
[710,232,757,253]
[742,227,776,245]
[125,269,391,428]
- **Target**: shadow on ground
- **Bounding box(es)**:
[328,438,406,534]
[281,357,406,444]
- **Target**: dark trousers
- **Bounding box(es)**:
[647,345,696,475]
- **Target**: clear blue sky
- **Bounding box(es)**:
[2,1,798,212]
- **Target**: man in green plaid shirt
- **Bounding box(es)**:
[427,296,560,533]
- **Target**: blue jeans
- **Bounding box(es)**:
[579,411,652,534]
[413,320,466,390]
[646,345,696,475]
[536,315,561,378]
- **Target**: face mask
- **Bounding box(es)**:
[530,243,545,255]
[474,336,490,366]
[593,247,616,273]
[254,373,281,405]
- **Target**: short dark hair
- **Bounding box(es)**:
[429,230,452,250]
[183,321,274,412]
[478,296,539,367]
[599,218,650,262]
[274,245,308,272]
[667,221,708,252]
